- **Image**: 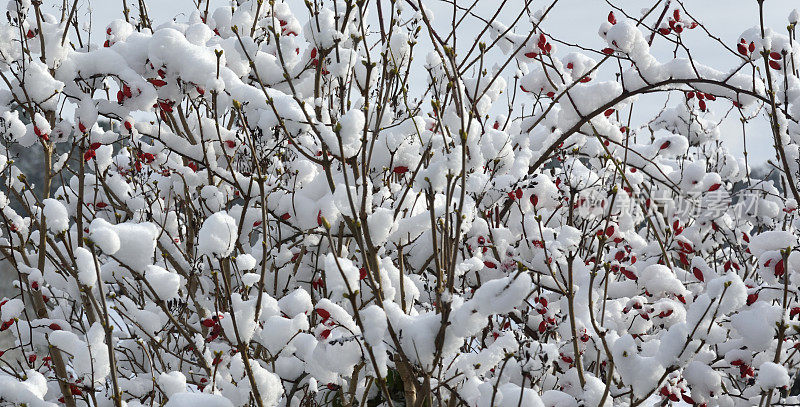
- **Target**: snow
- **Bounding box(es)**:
[112,222,159,271]
[731,302,782,352]
[198,211,237,258]
[158,371,187,397]
[89,218,121,255]
[0,298,24,321]
[323,254,361,299]
[324,108,364,159]
[277,288,312,318]
[758,362,790,390]
[164,393,234,407]
[74,247,97,287]
[144,265,181,300]
[42,198,68,233]
[748,231,796,257]
[236,253,257,270]
[49,323,110,384]
[0,1,798,406]
[611,334,666,397]
[475,382,545,407]
[683,361,722,404]
[0,370,54,407]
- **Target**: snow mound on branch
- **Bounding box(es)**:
[157,371,186,397]
[757,362,790,390]
[144,265,181,300]
[198,211,237,257]
[165,393,234,407]
[74,247,97,287]
[42,198,68,233]
[748,231,796,257]
[112,222,159,271]
[0,370,52,407]
[89,218,121,255]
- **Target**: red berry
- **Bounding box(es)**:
[316,308,330,320]
[737,43,748,55]
[158,101,174,112]
[621,268,637,280]
[679,252,689,266]
[692,267,704,282]
[775,259,785,277]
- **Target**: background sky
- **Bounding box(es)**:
[39,0,800,165]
